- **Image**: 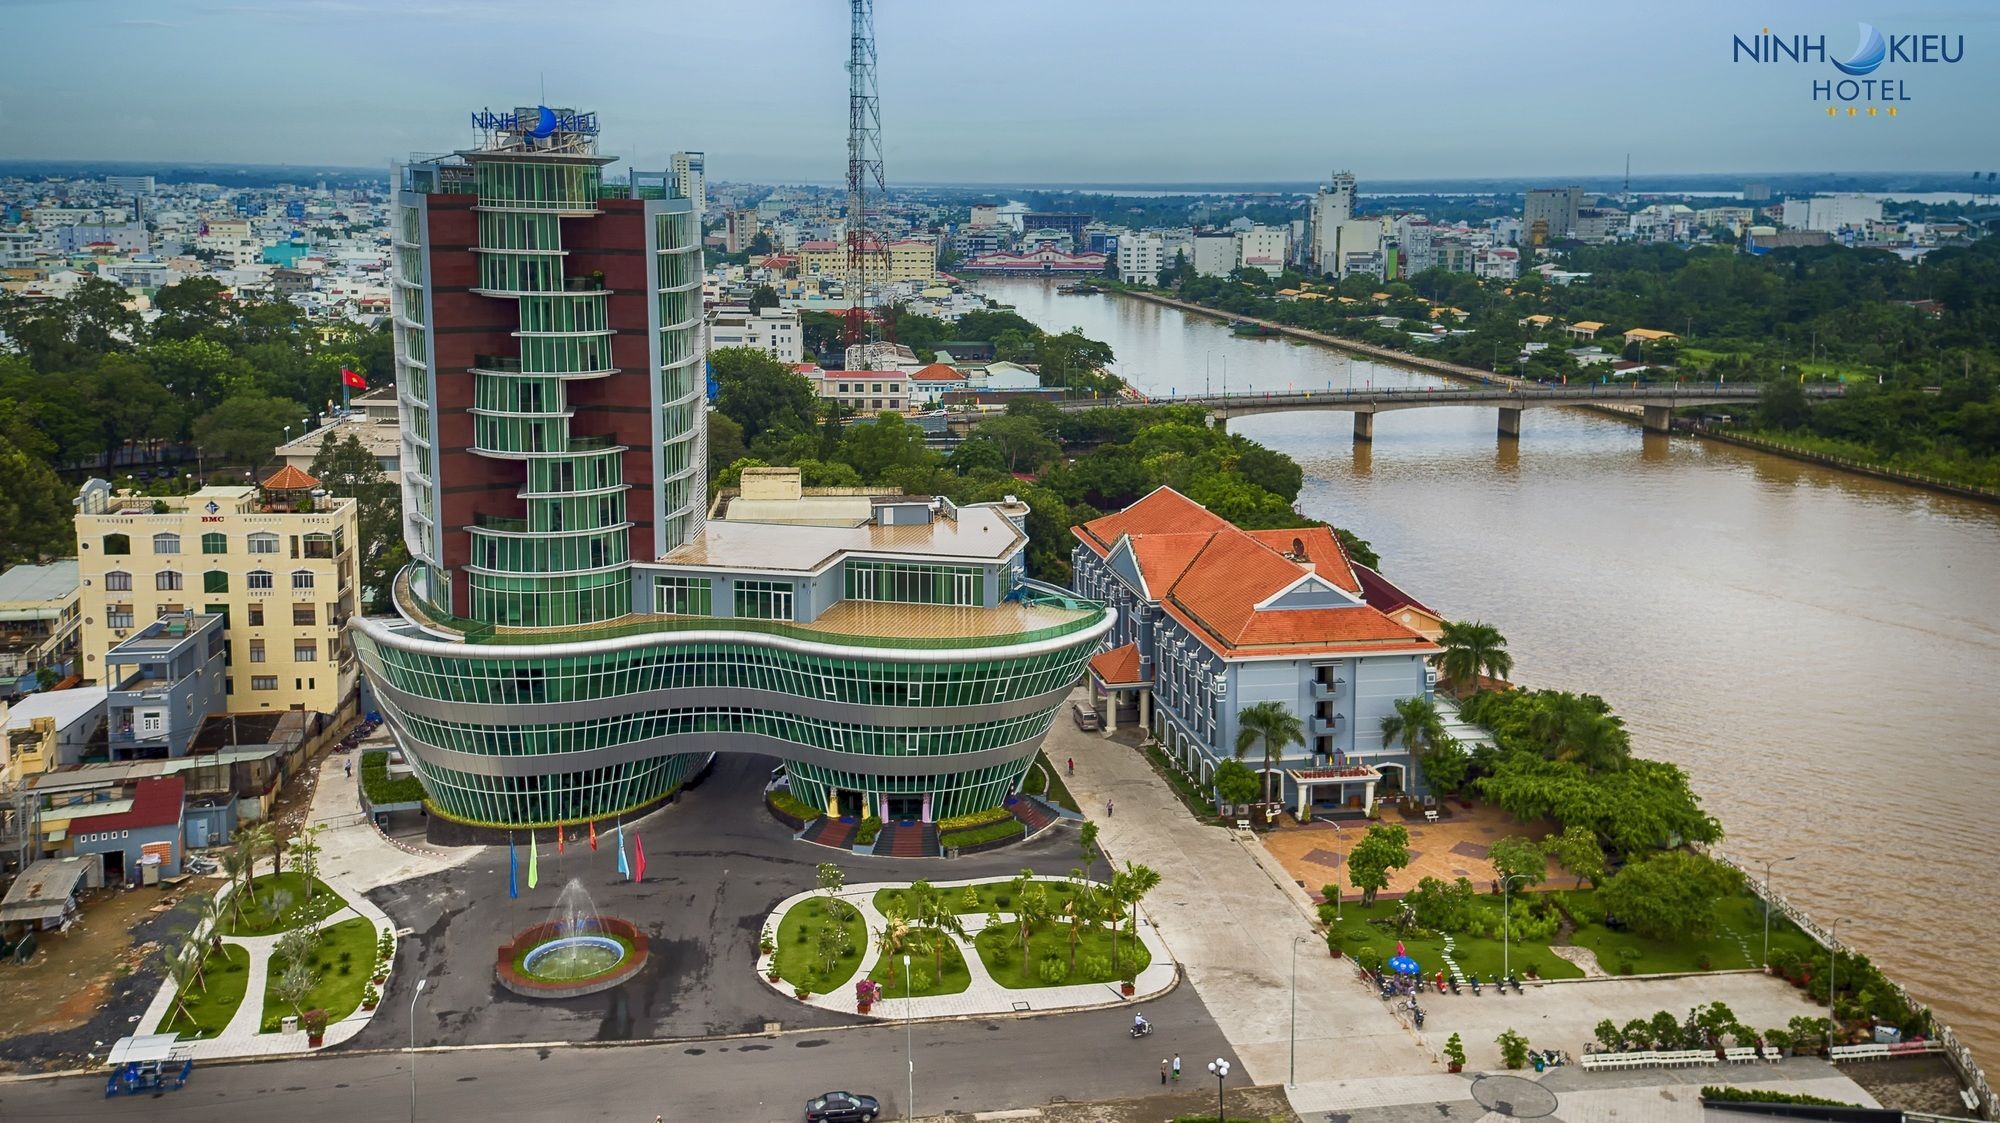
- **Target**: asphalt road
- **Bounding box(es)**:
[358,752,1131,1047]
[1,985,1237,1122]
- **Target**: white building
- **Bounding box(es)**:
[671,151,707,216]
[1309,171,1356,275]
[1334,219,1383,278]
[1780,194,1883,233]
[1191,233,1236,278]
[1392,216,1434,276]
[1235,226,1288,276]
[1116,232,1165,285]
[707,304,803,364]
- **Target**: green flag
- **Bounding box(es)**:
[528,830,539,890]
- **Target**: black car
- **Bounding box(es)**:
[805,1091,879,1122]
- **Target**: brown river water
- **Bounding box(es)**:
[983,277,2000,1067]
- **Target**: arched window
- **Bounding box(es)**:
[203,571,230,594]
[247,532,279,555]
[104,570,133,592]
[152,532,181,555]
[247,570,274,591]
[102,533,131,556]
[291,570,315,591]
[156,571,183,591]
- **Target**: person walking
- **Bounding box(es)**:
[1160,1058,1169,1085]
[343,758,352,779]
[1171,1054,1181,1082]
[1106,799,1114,817]
[1067,757,1074,776]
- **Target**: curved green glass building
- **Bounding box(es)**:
[355,109,1109,829]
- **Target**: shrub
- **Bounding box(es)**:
[1496,1028,1531,1069]
[360,751,426,806]
[1081,954,1111,981]
[937,806,1013,833]
[1443,1032,1467,1068]
[855,817,881,846]
[939,819,1025,850]
[1593,1019,1621,1052]
[337,964,351,976]
[770,791,822,822]
[995,894,1012,909]
[1701,1087,1858,1107]
[1037,957,1070,984]
[1356,946,1383,973]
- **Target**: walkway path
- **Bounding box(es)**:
[758,874,1176,1021]
[308,737,476,892]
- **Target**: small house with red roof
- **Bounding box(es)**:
[1071,487,1441,817]
[48,775,186,882]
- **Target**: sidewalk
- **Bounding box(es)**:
[757,875,1177,1020]
[307,738,478,892]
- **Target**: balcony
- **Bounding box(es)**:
[1310,678,1344,701]
[473,513,529,533]
[473,355,523,373]
[1310,712,1343,738]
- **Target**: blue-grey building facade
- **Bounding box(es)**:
[104,613,226,761]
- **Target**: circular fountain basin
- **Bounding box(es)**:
[497,916,648,999]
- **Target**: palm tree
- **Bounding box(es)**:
[1234,700,1306,805]
[1556,710,1630,773]
[1438,620,1513,695]
[195,893,227,954]
[1379,695,1446,760]
[235,822,273,897]
[220,847,251,925]
[163,948,202,1030]
[1114,862,1161,970]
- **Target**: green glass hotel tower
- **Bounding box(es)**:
[355,108,1110,830]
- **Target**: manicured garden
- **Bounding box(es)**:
[162,943,251,1038]
[972,918,1150,989]
[1565,893,1819,975]
[866,931,972,998]
[258,916,377,1032]
[1021,751,1080,812]
[873,876,1083,918]
[772,895,867,996]
[221,872,345,938]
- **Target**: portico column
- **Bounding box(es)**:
[1363,780,1376,815]
[1297,779,1309,821]
[1104,690,1118,735]
[1138,687,1151,731]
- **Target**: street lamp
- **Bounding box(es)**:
[1204,347,1217,398]
[903,953,914,1123]
[1207,1058,1230,1122]
[1290,934,1310,1085]
[1826,919,1850,1056]
[1500,874,1531,982]
[1752,855,1797,967]
[408,977,427,1123]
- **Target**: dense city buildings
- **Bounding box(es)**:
[0,563,82,695]
[1523,185,1586,240]
[71,474,361,719]
[706,303,804,363]
[352,110,1107,829]
[670,150,706,216]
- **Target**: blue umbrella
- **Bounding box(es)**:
[1388,954,1422,976]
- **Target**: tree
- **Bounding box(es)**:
[1598,850,1739,940]
[815,861,846,920]
[747,285,780,313]
[1212,758,1262,805]
[310,433,401,611]
[1346,823,1411,905]
[966,414,1060,474]
[1379,695,1446,762]
[291,824,326,900]
[1011,869,1051,956]
[1112,862,1160,970]
[1078,821,1101,883]
[192,392,308,467]
[1542,824,1607,889]
[163,947,203,1029]
[1488,836,1546,890]
[0,435,72,565]
[1418,737,1470,795]
[842,412,937,481]
[220,846,253,925]
[1233,700,1305,804]
[1437,620,1513,694]
[712,346,817,441]
[271,958,319,1019]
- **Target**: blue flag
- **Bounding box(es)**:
[508,833,519,899]
[615,819,629,879]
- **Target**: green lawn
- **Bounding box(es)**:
[972,919,1150,989]
[866,930,972,998]
[258,916,375,1032]
[773,896,867,996]
[873,876,1088,918]
[1563,892,1819,975]
[1022,753,1081,812]
[162,943,251,1039]
[1324,890,1817,981]
[222,873,346,937]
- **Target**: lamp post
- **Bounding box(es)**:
[1204,347,1217,398]
[1207,1058,1230,1122]
[1826,919,1849,1056]
[408,977,427,1123]
[1500,874,1530,982]
[1290,934,1310,1085]
[1753,855,1797,967]
[903,953,914,1122]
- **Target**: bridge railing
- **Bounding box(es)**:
[1061,383,1830,408]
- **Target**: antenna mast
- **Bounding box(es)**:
[844,0,886,347]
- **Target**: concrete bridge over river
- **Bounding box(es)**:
[1048,382,1846,439]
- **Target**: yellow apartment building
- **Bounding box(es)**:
[796,237,938,285]
[71,467,361,717]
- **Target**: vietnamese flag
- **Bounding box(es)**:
[341,367,367,390]
[633,834,646,884]
[588,819,598,851]
[557,829,564,856]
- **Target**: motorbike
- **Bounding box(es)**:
[1130,1020,1154,1039]
[1508,973,1524,994]
[1469,974,1482,996]
[1448,976,1462,995]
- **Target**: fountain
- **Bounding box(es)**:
[496,877,649,998]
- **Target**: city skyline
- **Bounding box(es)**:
[5,0,1992,182]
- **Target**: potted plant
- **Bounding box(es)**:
[1326,930,1343,958]
[794,985,811,1001]
[1120,967,1138,997]
[758,925,775,957]
[301,1008,329,1047]
[855,978,881,1013]
[1443,1032,1466,1073]
[361,983,380,1011]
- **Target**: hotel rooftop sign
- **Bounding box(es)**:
[470,106,599,138]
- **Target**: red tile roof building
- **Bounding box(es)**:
[1070,487,1441,815]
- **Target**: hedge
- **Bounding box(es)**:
[1699,1087,1858,1107]
[937,806,1012,833]
[360,751,426,806]
[855,817,881,845]
[770,791,822,822]
[940,819,1025,850]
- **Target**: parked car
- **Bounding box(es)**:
[804,1091,879,1121]
[1071,703,1100,731]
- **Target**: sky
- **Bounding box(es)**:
[1,0,1995,184]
